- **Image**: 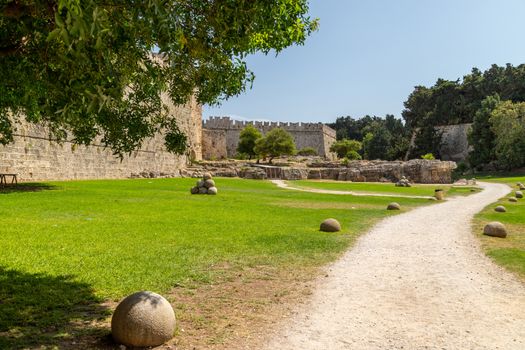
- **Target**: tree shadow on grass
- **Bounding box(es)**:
[0,267,114,349]
[0,183,58,194]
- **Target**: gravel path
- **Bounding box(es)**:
[271,179,436,200]
[263,182,525,350]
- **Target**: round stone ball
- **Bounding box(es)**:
[204,179,215,189]
[320,218,341,232]
[198,187,208,194]
[111,291,176,347]
[203,172,213,180]
[509,197,518,202]
[516,191,523,199]
[483,222,507,238]
[387,202,401,210]
[494,205,506,213]
[207,186,218,195]
[190,186,199,195]
[196,180,204,188]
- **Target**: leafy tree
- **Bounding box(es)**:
[362,122,391,160]
[329,139,362,159]
[237,125,262,159]
[0,1,317,156]
[254,128,296,163]
[489,100,525,170]
[468,94,501,168]
[407,124,443,160]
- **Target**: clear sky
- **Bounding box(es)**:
[204,0,525,123]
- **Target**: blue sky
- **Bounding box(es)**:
[204,0,525,123]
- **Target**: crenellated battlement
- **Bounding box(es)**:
[202,116,336,160]
[203,116,331,132]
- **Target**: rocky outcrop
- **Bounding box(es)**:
[180,159,457,184]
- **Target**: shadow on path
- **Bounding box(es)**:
[0,267,113,349]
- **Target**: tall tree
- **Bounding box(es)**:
[468,94,500,168]
[490,100,525,170]
[0,1,317,156]
[237,125,262,159]
[254,128,295,163]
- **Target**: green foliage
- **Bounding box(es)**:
[421,153,435,160]
[0,1,317,156]
[468,94,501,168]
[346,150,362,160]
[254,127,296,163]
[328,115,409,160]
[403,64,525,130]
[362,122,391,160]
[237,125,262,159]
[329,138,362,159]
[407,124,443,160]
[489,101,525,170]
[297,147,318,156]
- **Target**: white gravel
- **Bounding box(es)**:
[263,182,525,350]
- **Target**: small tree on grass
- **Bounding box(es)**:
[237,125,262,159]
[254,128,296,163]
[330,139,362,159]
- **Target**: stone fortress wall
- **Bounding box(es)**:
[437,123,472,162]
[0,96,202,182]
[202,116,337,160]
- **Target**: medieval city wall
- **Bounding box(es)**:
[0,97,202,182]
[202,116,336,160]
[438,123,472,162]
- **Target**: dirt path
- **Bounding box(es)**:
[263,182,525,350]
[271,179,436,199]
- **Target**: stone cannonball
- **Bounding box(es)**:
[320,218,341,232]
[516,191,523,199]
[387,202,401,210]
[190,186,199,195]
[509,197,518,202]
[483,222,507,238]
[494,205,506,213]
[203,172,213,180]
[204,179,215,189]
[111,291,176,347]
[207,186,218,195]
[198,187,208,194]
[196,180,204,188]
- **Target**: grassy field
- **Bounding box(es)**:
[288,180,479,197]
[0,177,434,348]
[473,175,525,280]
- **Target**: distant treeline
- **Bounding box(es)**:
[328,63,525,168]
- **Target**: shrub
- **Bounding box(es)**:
[297,147,318,156]
[330,139,362,159]
[421,153,435,160]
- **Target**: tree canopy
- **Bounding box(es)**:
[0,0,317,156]
[329,138,362,159]
[237,124,262,159]
[254,127,295,163]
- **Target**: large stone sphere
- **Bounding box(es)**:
[494,205,506,213]
[112,291,176,347]
[509,197,518,202]
[516,191,523,199]
[483,222,507,238]
[320,218,341,232]
[387,202,401,210]
[204,179,215,189]
[203,172,213,180]
[207,186,218,195]
[198,187,208,194]
[190,186,199,195]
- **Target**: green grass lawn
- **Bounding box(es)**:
[288,180,479,197]
[474,175,525,280]
[0,177,434,348]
